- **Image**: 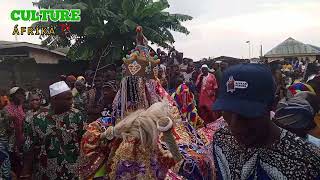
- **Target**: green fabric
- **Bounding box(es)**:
[94,164,107,178]
[24,108,86,180]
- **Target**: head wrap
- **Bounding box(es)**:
[77,76,85,82]
[287,83,315,98]
[201,64,209,69]
[27,88,45,103]
[49,81,70,97]
[9,87,22,95]
[274,93,316,136]
[66,75,76,82]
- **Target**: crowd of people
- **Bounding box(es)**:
[0,27,320,179]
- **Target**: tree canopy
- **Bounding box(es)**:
[33,0,192,62]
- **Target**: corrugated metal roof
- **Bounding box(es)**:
[265,37,320,57]
[0,41,66,57]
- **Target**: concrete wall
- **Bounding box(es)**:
[0,58,89,96]
[28,48,63,64]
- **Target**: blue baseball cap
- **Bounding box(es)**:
[213,64,276,118]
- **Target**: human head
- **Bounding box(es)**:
[94,74,104,88]
[49,81,72,114]
[28,93,41,111]
[102,81,118,105]
[77,76,85,83]
[183,58,189,65]
[187,63,194,73]
[201,64,209,75]
[85,70,94,85]
[274,92,318,138]
[75,80,86,93]
[213,64,276,147]
[157,48,161,55]
[60,75,67,82]
[66,75,76,89]
[9,87,25,105]
[213,61,222,70]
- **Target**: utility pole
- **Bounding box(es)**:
[246,41,251,59]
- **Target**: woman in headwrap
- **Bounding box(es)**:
[22,91,46,179]
[196,64,219,124]
[24,91,45,131]
[274,92,320,147]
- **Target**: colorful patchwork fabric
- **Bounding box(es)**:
[287,82,316,97]
[79,117,121,179]
[197,117,226,145]
[171,84,203,129]
[24,108,86,180]
[108,136,176,180]
[173,122,215,180]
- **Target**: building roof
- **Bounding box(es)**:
[0,41,66,57]
[265,37,320,57]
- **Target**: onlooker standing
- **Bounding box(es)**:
[212,64,320,179]
[4,87,26,177]
[22,81,86,179]
[181,63,194,83]
[196,64,218,124]
[73,79,87,112]
[179,58,189,73]
[213,61,223,86]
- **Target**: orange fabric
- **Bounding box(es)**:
[0,96,9,108]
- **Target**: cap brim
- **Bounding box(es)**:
[213,97,268,118]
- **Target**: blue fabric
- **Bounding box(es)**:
[0,141,11,180]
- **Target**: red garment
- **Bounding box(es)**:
[196,73,218,124]
[4,103,25,149]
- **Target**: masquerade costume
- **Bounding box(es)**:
[80,26,214,180]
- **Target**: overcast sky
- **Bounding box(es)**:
[1,0,319,59]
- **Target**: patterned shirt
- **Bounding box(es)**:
[0,110,11,142]
[213,128,320,180]
[24,108,86,180]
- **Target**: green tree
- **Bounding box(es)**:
[33,0,192,63]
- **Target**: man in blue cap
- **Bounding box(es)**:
[212,64,320,179]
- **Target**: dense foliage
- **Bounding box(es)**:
[33,0,192,62]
